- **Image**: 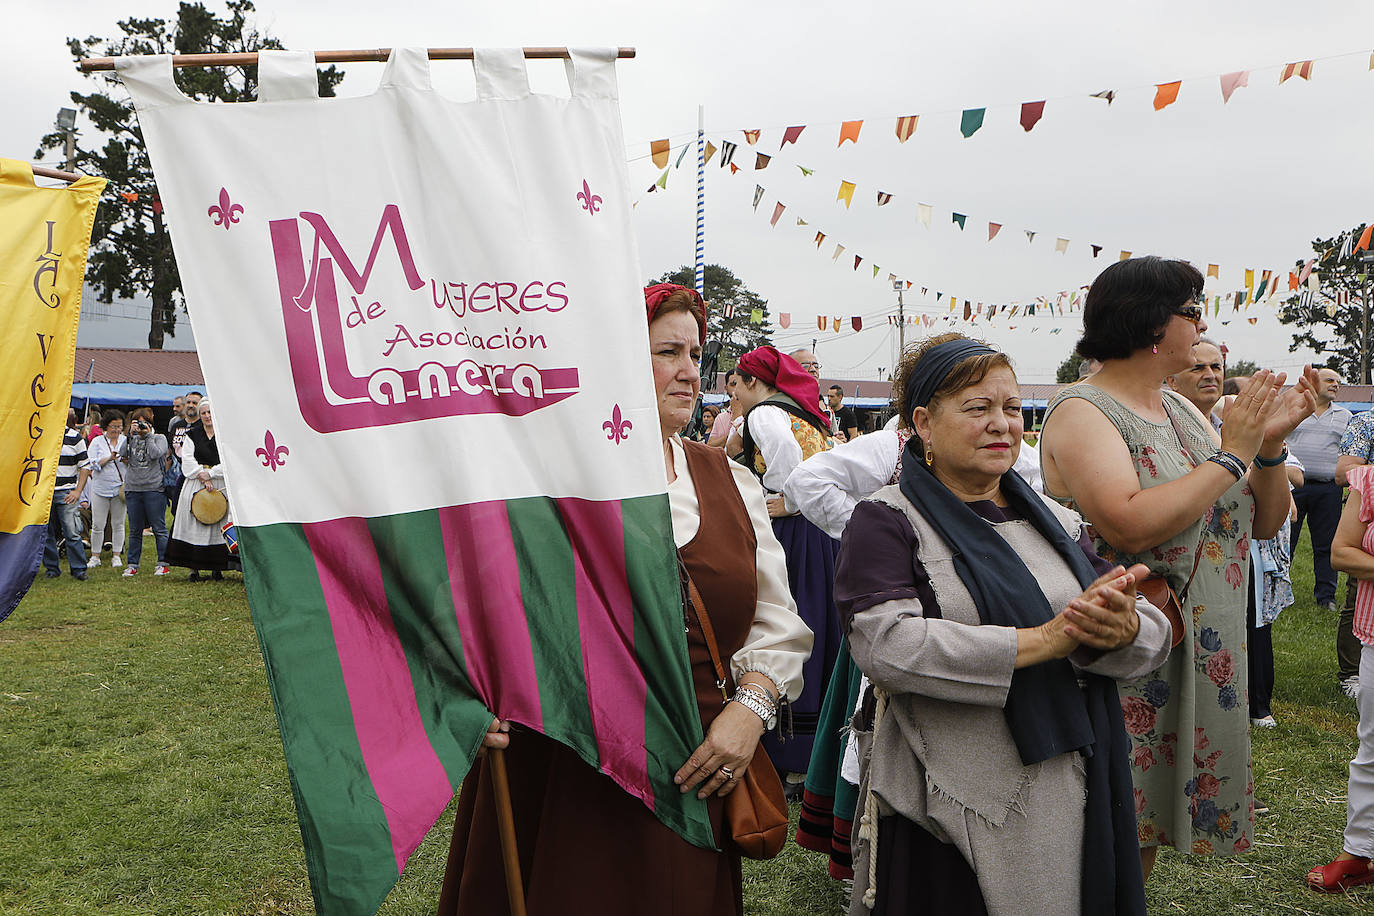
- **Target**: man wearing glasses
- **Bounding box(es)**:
[1289,369,1353,616]
[789,348,835,434]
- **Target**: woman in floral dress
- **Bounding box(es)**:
[1039,257,1317,880]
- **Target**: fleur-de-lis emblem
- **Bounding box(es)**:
[207,187,243,230]
[256,429,289,471]
[576,179,603,215]
[602,404,632,445]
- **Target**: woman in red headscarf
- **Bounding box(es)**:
[437,286,813,916]
[734,346,841,787]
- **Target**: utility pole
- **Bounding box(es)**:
[1362,252,1374,384]
[55,108,77,170]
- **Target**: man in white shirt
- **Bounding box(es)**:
[1288,369,1353,611]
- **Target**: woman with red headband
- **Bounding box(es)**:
[734,345,841,788]
[438,285,812,916]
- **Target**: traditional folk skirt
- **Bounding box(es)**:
[762,513,842,774]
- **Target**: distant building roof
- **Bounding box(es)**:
[72,347,203,386]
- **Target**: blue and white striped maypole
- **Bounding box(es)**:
[694,104,705,296]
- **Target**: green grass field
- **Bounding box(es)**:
[0,533,1368,914]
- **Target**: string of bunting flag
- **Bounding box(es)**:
[643,136,1333,314]
[633,45,1374,336]
[634,45,1374,163]
[644,140,1367,333]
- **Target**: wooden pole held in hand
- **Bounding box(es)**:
[486,746,527,916]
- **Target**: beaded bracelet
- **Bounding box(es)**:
[1207,450,1247,480]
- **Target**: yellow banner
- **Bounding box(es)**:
[0,159,105,534]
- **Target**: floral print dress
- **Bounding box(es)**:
[1043,384,1254,855]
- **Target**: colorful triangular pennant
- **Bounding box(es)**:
[960,108,986,138]
[1219,70,1249,102]
[1153,81,1182,110]
[650,139,670,168]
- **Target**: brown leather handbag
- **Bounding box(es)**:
[1137,556,1202,650]
[686,578,789,860]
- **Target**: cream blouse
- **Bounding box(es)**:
[666,436,813,702]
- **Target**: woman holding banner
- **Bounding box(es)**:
[438,284,812,916]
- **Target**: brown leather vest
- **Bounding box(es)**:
[677,439,759,728]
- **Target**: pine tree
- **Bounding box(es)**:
[654,264,773,369]
[35,1,344,348]
[1278,224,1373,383]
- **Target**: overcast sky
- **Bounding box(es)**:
[8,1,1372,381]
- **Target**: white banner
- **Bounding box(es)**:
[118,48,661,526]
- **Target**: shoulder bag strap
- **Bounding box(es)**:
[1160,396,1212,600]
[681,558,730,703]
[1161,395,1205,468]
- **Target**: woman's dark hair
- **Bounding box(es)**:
[1076,256,1205,361]
[100,408,126,426]
[1221,376,1245,396]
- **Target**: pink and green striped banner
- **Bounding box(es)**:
[239,493,710,916]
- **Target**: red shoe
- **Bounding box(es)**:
[1307,856,1374,893]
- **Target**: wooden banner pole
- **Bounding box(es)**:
[486,746,528,916]
[31,166,83,183]
[79,46,634,72]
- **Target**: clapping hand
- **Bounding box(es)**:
[1219,371,1285,463]
[1262,365,1318,447]
[1060,563,1150,651]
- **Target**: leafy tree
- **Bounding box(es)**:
[654,264,774,369]
[1055,351,1085,384]
[36,1,344,349]
[1225,359,1258,378]
[1278,224,1372,383]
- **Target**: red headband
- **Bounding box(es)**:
[737,346,831,430]
[643,283,707,345]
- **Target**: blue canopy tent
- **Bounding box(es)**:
[70,383,188,407]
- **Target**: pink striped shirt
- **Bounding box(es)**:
[1348,464,1374,645]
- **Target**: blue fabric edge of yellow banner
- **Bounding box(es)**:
[0,525,47,622]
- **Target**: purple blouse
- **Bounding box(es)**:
[834,498,1114,627]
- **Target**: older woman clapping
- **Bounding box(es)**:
[841,333,1169,916]
[439,284,812,916]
